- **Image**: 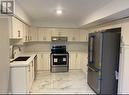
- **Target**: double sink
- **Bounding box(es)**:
[11,56,30,62]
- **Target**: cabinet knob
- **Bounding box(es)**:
[72,37,75,40]
[25,36,27,41]
[43,37,46,40]
[30,36,32,41]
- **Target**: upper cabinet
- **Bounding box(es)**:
[23,23,30,42]
[37,28,88,42]
[121,22,129,45]
[29,27,38,41]
[79,29,89,42]
[38,28,52,41]
[67,29,80,42]
[52,28,69,37]
[9,20,89,43]
[10,17,23,39]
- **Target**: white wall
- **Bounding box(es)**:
[14,0,31,25]
[0,0,31,25]
[81,0,129,26]
[0,17,10,93]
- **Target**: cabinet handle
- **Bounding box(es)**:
[27,36,29,41]
[58,32,61,36]
[72,37,75,40]
[41,54,43,58]
[25,36,27,41]
[43,37,46,40]
[18,30,20,37]
[30,36,32,41]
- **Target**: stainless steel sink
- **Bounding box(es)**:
[13,56,30,61]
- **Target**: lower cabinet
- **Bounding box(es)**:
[69,52,88,70]
[37,52,50,71]
[36,52,87,71]
[11,60,35,94]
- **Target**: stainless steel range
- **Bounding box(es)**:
[50,45,69,72]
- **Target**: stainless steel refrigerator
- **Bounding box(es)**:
[87,28,121,94]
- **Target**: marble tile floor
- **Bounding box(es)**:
[30,70,95,94]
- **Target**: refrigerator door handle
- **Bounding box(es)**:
[88,66,98,72]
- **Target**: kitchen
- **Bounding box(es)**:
[0,0,129,94]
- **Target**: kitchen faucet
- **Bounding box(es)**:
[11,45,21,59]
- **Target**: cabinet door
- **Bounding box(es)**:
[57,28,69,37]
[76,53,81,69]
[29,63,33,89]
[121,22,129,45]
[12,17,23,39]
[38,28,52,41]
[32,60,35,81]
[37,54,44,71]
[23,23,29,42]
[25,24,29,42]
[68,29,80,42]
[69,52,77,69]
[52,28,69,37]
[26,65,30,91]
[51,28,59,36]
[79,30,89,42]
[17,19,23,38]
[29,27,38,41]
[80,53,88,73]
[43,52,50,70]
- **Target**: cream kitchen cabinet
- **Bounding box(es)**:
[52,28,69,37]
[79,29,89,42]
[121,22,129,45]
[69,52,87,70]
[11,60,35,94]
[37,53,44,71]
[29,27,38,41]
[68,29,80,42]
[10,17,23,39]
[37,52,50,71]
[69,52,77,69]
[38,28,52,41]
[118,46,129,94]
[80,53,88,73]
[76,53,82,69]
[43,52,50,70]
[23,23,29,42]
[69,52,80,69]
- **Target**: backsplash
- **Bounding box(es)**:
[22,42,88,53]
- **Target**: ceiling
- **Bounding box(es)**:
[16,0,113,28]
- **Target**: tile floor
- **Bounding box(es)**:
[30,70,95,94]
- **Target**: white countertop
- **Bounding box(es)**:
[10,53,37,67]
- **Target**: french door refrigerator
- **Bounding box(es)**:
[87,28,121,94]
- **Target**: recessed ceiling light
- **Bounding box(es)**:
[56,9,62,15]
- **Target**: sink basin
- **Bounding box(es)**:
[13,56,30,61]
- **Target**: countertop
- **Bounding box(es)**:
[10,53,37,68]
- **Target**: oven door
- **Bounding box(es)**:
[51,54,68,66]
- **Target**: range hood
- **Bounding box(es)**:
[51,37,68,42]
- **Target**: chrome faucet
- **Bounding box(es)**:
[11,45,21,59]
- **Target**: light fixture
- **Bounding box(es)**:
[56,9,62,15]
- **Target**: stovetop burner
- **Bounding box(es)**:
[51,45,68,54]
